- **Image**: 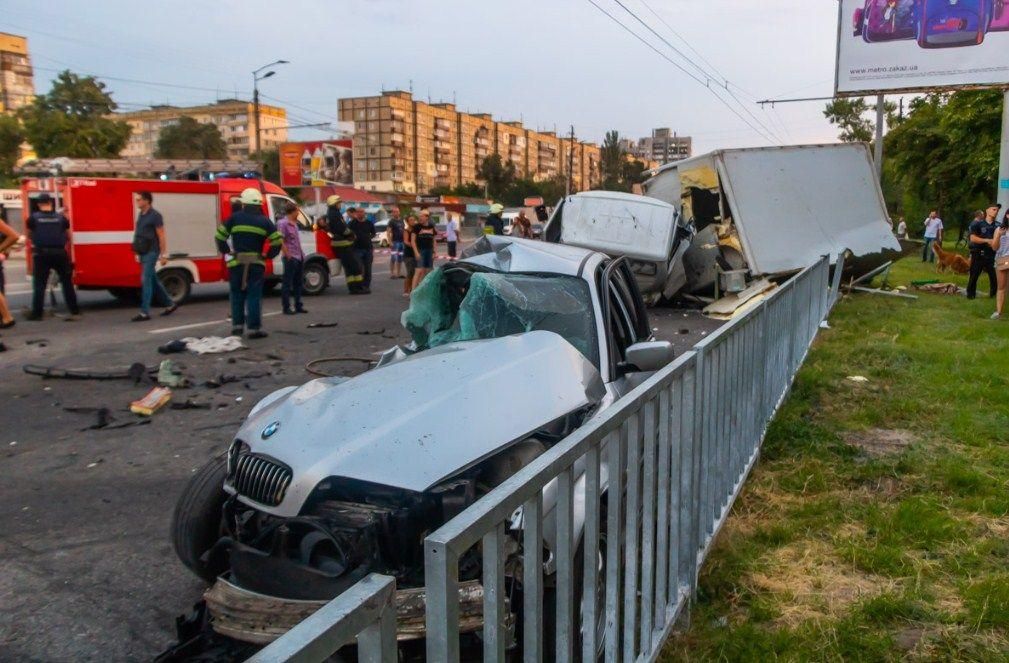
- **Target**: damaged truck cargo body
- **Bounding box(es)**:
[643,142,902,293]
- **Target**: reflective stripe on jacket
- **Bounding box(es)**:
[215,206,282,264]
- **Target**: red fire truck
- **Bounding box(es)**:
[20,174,337,302]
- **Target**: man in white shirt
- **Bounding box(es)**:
[922,210,943,263]
[445,215,460,260]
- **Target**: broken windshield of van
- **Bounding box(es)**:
[401,270,598,366]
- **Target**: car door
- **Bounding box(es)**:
[600,257,652,396]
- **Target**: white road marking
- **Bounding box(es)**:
[148,311,282,335]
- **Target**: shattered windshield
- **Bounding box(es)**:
[401,268,599,367]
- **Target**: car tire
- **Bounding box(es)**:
[171,456,228,584]
[158,268,192,304]
[302,260,329,296]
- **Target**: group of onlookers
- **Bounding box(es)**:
[913,206,1009,320]
[387,207,450,297]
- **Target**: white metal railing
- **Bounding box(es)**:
[257,255,839,662]
[247,574,397,663]
[424,255,837,662]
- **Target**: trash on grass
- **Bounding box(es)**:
[130,387,172,416]
[846,375,869,383]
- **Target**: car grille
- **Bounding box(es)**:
[230,453,292,507]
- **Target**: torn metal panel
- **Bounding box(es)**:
[645,143,902,278]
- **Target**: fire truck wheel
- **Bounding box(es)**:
[302,261,330,296]
[158,269,192,304]
[108,287,140,304]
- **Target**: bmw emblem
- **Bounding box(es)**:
[261,421,281,440]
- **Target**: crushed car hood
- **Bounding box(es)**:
[234,330,604,515]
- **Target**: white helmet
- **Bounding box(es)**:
[239,188,263,205]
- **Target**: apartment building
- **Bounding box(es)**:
[338,91,601,194]
[0,32,34,114]
[631,128,692,164]
[117,100,288,159]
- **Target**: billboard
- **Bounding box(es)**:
[836,0,1009,94]
[279,140,353,188]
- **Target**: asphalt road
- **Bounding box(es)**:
[0,250,721,662]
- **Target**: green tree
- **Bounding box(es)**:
[600,130,625,188]
[19,70,130,157]
[823,97,874,143]
[155,116,227,159]
[251,149,280,184]
[477,154,517,199]
[884,90,1001,237]
[0,114,24,186]
[823,97,899,144]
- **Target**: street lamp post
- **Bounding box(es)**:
[252,60,288,154]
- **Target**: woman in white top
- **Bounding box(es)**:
[992,216,1009,320]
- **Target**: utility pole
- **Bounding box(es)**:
[566,125,575,195]
[252,60,289,155]
[998,90,1009,211]
[873,93,885,179]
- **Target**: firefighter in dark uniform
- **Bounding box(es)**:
[26,192,81,321]
[321,195,367,294]
[214,188,282,338]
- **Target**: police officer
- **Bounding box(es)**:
[214,188,282,338]
[967,203,1000,300]
[321,195,367,294]
[26,193,81,321]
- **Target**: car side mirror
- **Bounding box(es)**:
[622,341,675,374]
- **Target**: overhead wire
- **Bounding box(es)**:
[606,0,784,144]
[584,0,778,144]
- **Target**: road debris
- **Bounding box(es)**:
[157,360,190,388]
[356,328,386,335]
[130,387,172,416]
[26,338,49,347]
[171,399,211,410]
[180,336,245,355]
[203,371,270,389]
[24,363,155,381]
[158,339,188,354]
[306,321,339,328]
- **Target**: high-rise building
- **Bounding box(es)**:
[0,32,35,114]
[338,91,601,194]
[630,128,692,164]
[117,100,288,159]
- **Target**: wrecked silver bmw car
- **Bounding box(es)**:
[165,235,674,657]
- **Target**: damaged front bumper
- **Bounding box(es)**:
[204,575,497,644]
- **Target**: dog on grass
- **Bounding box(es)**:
[931,241,971,274]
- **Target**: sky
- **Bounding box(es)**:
[3,0,843,154]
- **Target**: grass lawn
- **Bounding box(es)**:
[660,250,1009,661]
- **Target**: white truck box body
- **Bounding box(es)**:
[557,191,677,263]
[644,143,901,275]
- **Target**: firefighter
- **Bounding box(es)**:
[485,203,505,235]
[214,188,282,338]
[26,193,81,321]
[322,195,368,294]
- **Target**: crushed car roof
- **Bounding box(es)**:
[460,235,598,277]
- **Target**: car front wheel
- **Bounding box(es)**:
[171,456,228,583]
